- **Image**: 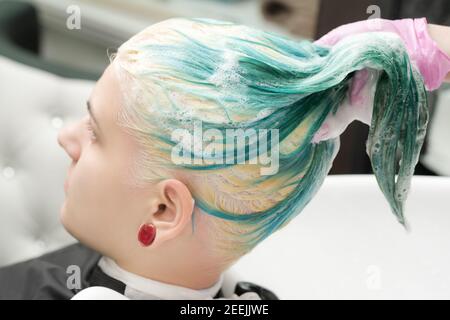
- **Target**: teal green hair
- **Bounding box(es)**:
[114,18,428,256]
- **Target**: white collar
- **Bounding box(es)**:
[97,256,224,300]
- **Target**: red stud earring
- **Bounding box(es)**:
[138,223,156,246]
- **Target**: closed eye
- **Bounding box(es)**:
[85,118,98,142]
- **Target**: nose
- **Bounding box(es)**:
[57,121,82,162]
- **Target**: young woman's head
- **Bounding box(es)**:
[57,18,428,286]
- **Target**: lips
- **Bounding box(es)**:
[65,163,75,194]
[64,174,71,193]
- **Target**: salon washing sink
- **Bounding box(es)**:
[229,174,450,299]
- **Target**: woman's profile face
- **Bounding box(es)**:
[57,65,148,259]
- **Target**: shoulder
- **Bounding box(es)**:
[215,281,279,300]
[234,281,279,300]
[0,243,100,299]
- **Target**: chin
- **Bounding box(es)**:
[59,202,78,239]
[59,201,68,226]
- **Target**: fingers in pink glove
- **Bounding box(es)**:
[315,18,450,91]
[413,18,450,91]
[350,69,370,105]
[312,69,379,144]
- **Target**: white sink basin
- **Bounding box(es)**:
[230,174,450,299]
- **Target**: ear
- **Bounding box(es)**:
[146,179,195,247]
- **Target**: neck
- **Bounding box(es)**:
[114,255,224,290]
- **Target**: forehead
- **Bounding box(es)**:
[89,65,120,128]
[91,65,119,108]
[89,65,135,146]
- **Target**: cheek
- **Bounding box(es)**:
[61,147,132,245]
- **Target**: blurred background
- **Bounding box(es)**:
[1,0,449,176]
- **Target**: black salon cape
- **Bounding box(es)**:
[0,243,278,300]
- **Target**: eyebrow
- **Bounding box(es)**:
[86,100,101,132]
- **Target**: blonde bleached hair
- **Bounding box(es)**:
[110,18,428,266]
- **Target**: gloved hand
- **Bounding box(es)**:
[312,18,450,143]
[316,17,450,91]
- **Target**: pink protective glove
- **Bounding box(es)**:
[312,18,450,143]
